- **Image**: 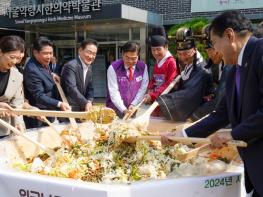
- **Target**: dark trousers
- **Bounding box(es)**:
[24,116,54,129]
[252,190,261,197]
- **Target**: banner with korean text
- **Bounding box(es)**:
[191,0,263,13]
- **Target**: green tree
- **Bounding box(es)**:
[167,18,209,60]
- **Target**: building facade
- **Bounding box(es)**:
[2,0,263,25]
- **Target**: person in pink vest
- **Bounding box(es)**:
[106,41,149,118]
[144,26,179,116]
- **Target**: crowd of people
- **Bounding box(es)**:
[0,10,263,196]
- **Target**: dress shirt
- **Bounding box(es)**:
[79,55,90,84]
[218,61,224,81]
[157,51,172,68]
[238,38,248,66]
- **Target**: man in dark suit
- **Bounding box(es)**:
[23,37,70,129]
[163,11,263,197]
[61,39,97,112]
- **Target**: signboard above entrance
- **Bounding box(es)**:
[4,4,161,26]
[191,0,263,12]
[5,0,102,24]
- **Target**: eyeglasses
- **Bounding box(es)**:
[5,54,22,61]
[123,54,138,61]
[84,49,97,57]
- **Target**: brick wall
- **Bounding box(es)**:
[3,0,263,25]
[103,0,263,24]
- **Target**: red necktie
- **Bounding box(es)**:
[129,67,133,81]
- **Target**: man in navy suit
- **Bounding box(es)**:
[23,37,70,128]
[162,11,263,196]
[61,38,97,112]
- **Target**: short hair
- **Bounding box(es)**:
[210,10,252,37]
[254,21,263,38]
[0,35,25,53]
[32,36,54,52]
[79,38,98,50]
[121,41,141,55]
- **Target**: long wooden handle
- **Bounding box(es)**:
[55,81,67,104]
[0,108,88,119]
[0,119,55,156]
[144,75,182,117]
[138,135,247,147]
[41,117,60,134]
[54,81,77,128]
[167,136,210,144]
[127,135,246,147]
[23,103,59,134]
[161,75,182,95]
[167,136,247,147]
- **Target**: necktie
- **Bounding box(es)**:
[235,65,241,111]
[220,63,224,71]
[52,63,56,72]
[44,65,51,75]
[129,67,133,81]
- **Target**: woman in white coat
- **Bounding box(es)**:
[0,35,25,137]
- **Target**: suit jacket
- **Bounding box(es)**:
[24,57,59,109]
[23,58,59,128]
[61,56,94,111]
[0,67,24,136]
[191,65,231,120]
[186,37,263,195]
[49,63,62,76]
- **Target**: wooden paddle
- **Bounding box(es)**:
[22,103,60,134]
[131,75,182,129]
[54,81,78,129]
[124,135,247,147]
[0,119,55,156]
[0,108,92,119]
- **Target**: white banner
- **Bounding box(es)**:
[0,168,242,197]
[191,0,263,13]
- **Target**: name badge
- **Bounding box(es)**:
[136,76,143,82]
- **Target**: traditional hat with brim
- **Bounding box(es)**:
[149,26,167,47]
[176,27,195,50]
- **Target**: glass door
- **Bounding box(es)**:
[92,43,116,98]
[57,47,75,67]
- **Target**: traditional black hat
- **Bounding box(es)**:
[175,27,195,50]
[202,24,213,49]
[149,26,167,47]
